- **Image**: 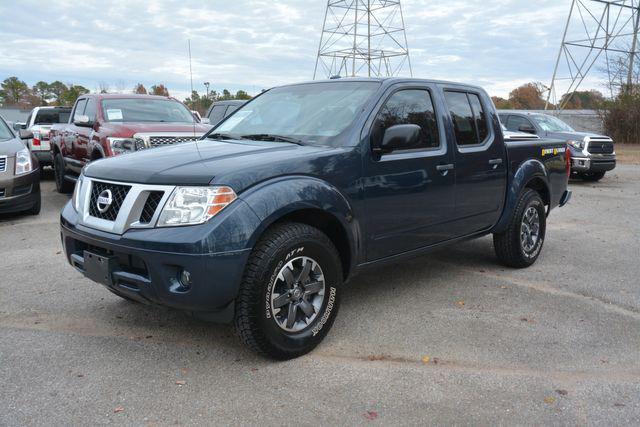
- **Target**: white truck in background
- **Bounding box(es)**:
[23,106,72,167]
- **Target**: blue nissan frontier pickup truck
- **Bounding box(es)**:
[60,78,571,359]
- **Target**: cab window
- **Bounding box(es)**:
[374,89,440,150]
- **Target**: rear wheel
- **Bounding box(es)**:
[493,189,546,268]
[580,171,605,182]
[234,222,342,359]
[54,153,73,194]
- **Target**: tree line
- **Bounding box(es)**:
[491,82,605,110]
[0,76,253,116]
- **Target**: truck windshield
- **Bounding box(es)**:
[34,109,71,125]
[0,119,13,141]
[101,99,195,123]
[212,81,380,145]
[532,115,574,132]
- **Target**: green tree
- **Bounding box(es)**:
[0,76,29,106]
[234,90,251,100]
[48,81,69,105]
[60,84,90,106]
[33,81,52,105]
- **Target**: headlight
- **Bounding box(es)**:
[15,147,33,175]
[568,140,584,150]
[72,175,83,212]
[157,186,237,227]
[108,137,141,156]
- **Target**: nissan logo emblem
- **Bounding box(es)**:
[96,189,113,213]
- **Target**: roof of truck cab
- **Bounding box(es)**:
[81,93,177,101]
[280,77,486,91]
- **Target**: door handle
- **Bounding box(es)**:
[489,158,503,169]
[436,164,454,176]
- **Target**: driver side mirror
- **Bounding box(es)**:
[19,129,34,140]
[373,124,421,155]
[13,122,26,131]
[518,124,536,134]
[74,115,92,127]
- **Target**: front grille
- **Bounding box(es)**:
[588,141,614,154]
[148,136,199,147]
[88,181,132,221]
[139,191,164,224]
[0,156,6,172]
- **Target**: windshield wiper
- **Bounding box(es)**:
[240,134,305,145]
[207,133,236,140]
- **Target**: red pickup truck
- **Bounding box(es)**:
[49,93,211,193]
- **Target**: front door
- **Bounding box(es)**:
[442,89,507,235]
[363,85,455,261]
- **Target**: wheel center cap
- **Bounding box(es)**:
[292,287,303,300]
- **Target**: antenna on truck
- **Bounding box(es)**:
[188,39,196,137]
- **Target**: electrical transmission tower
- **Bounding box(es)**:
[546,0,640,110]
[313,0,413,79]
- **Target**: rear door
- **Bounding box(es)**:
[442,89,507,235]
[363,83,456,261]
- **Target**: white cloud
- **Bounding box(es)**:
[0,0,615,98]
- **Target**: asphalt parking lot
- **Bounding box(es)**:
[1,166,639,425]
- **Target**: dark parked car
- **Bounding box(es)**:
[60,78,570,359]
[204,100,245,126]
[0,116,41,215]
[49,94,211,194]
[499,111,615,181]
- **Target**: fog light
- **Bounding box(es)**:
[180,270,192,289]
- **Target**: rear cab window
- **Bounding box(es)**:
[34,109,71,125]
[444,90,490,147]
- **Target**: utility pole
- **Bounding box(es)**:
[547,0,640,110]
[314,0,412,79]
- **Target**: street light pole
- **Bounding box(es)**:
[204,82,210,99]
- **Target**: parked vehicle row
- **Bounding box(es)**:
[0,116,41,215]
[60,78,571,359]
[49,94,211,193]
[22,106,72,168]
[499,111,616,182]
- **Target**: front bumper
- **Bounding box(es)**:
[571,156,616,173]
[0,168,40,214]
[60,202,253,322]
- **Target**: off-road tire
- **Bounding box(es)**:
[234,222,342,360]
[54,153,73,194]
[493,189,546,268]
[581,171,605,182]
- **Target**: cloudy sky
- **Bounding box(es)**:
[0,0,612,100]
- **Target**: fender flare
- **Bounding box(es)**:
[239,175,360,274]
[492,159,551,234]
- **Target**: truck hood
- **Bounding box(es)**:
[99,122,211,137]
[83,139,332,187]
[545,131,610,142]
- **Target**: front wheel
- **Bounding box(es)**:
[234,222,342,359]
[54,153,74,194]
[493,189,546,268]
